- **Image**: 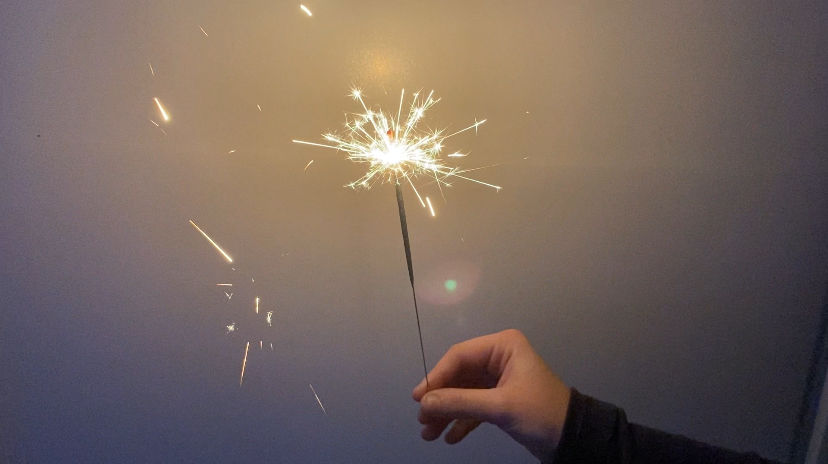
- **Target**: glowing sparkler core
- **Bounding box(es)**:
[293,88,501,193]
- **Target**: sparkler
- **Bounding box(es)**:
[293,88,500,193]
[294,88,500,388]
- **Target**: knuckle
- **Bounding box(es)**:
[501,328,526,343]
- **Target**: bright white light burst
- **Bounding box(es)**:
[293,88,501,196]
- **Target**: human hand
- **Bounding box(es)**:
[412,329,571,461]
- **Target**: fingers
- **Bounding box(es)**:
[421,419,451,441]
[420,417,481,443]
[444,418,481,444]
[413,330,522,401]
[419,387,507,425]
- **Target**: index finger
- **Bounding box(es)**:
[412,329,522,401]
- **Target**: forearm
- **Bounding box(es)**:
[548,389,781,464]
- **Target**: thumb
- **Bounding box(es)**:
[421,388,506,425]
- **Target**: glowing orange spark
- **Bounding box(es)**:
[153,98,170,122]
[310,384,326,415]
[189,220,233,263]
[240,342,249,386]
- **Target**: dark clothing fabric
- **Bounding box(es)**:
[549,389,782,464]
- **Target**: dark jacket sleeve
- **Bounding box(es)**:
[547,389,782,464]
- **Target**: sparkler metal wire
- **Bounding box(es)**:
[294,89,502,389]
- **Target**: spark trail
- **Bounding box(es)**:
[189,220,233,263]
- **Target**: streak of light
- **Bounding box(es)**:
[149,119,159,127]
[225,292,233,299]
[460,237,464,242]
[426,197,435,217]
[266,311,273,326]
[257,104,262,111]
[255,297,259,314]
[217,283,233,286]
[199,25,208,36]
[153,98,170,122]
[447,153,466,157]
[240,342,249,386]
[189,220,233,263]
[270,343,273,351]
[260,341,263,349]
[304,160,314,171]
[228,150,236,154]
[310,384,327,415]
[148,62,154,76]
[300,5,312,16]
[159,128,167,136]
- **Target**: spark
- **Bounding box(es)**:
[300,4,312,16]
[189,220,233,263]
[199,25,208,36]
[266,311,273,326]
[304,160,314,171]
[153,98,170,122]
[293,88,501,192]
[460,237,464,242]
[228,150,236,154]
[270,343,273,351]
[149,119,158,127]
[257,104,262,111]
[255,297,259,314]
[226,323,237,334]
[148,62,154,76]
[447,153,466,157]
[159,128,167,136]
[225,292,233,300]
[240,342,249,386]
[260,341,263,349]
[426,197,435,216]
[216,283,233,286]
[309,384,326,415]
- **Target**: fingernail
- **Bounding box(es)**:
[423,393,439,408]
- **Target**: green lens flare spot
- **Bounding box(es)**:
[444,279,457,292]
